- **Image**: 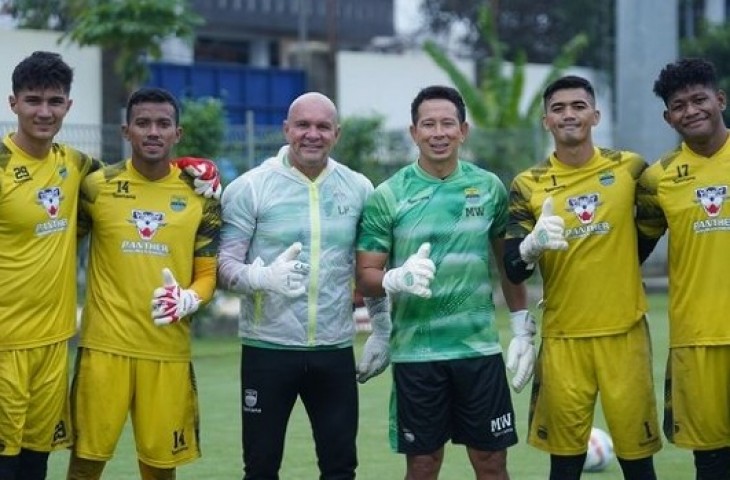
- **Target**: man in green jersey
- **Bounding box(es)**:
[356,85,532,480]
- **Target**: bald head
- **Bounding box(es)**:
[287,92,338,123]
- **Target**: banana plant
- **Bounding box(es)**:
[423,5,588,181]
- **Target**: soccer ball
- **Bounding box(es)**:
[583,427,615,472]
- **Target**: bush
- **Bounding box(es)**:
[176,96,226,159]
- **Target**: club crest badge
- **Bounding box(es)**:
[244,389,258,408]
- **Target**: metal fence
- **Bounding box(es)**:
[0,121,551,187]
[0,121,286,182]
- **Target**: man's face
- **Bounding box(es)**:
[410,99,467,167]
[663,84,726,142]
[542,88,599,147]
[123,101,181,164]
[284,98,340,174]
[10,87,72,144]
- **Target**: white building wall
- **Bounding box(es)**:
[336,50,613,147]
[0,29,102,125]
[337,50,476,130]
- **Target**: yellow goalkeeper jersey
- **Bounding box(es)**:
[637,134,730,347]
[78,160,220,361]
[0,134,101,350]
[507,147,648,338]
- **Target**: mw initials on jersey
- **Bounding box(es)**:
[465,206,484,216]
[490,413,515,436]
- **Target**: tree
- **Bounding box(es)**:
[0,0,83,30]
[60,0,203,90]
[419,0,613,72]
[332,115,409,187]
[176,97,226,160]
[682,21,730,125]
[424,5,588,181]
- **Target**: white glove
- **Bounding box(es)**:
[246,242,310,298]
[357,297,391,383]
[151,268,201,326]
[382,243,435,298]
[174,157,223,200]
[518,197,568,265]
[506,310,537,393]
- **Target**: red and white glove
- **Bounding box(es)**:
[151,268,201,326]
[173,157,222,201]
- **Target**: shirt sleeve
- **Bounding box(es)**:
[356,185,394,255]
[218,175,258,292]
[636,163,668,240]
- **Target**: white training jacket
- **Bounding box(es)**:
[218,146,375,348]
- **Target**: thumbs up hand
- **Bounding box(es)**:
[245,242,311,298]
[519,197,568,265]
[382,242,436,298]
[151,268,201,326]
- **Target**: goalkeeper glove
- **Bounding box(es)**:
[518,197,568,265]
[151,268,201,326]
[246,242,310,297]
[506,309,537,393]
[357,297,391,383]
[382,242,435,298]
[174,157,223,201]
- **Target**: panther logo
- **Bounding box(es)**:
[696,186,727,217]
[37,187,62,219]
[567,193,599,225]
[129,210,166,240]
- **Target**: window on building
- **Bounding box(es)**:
[196,37,251,64]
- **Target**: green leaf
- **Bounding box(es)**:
[61,0,204,90]
[423,5,588,182]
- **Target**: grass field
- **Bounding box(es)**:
[47,293,694,479]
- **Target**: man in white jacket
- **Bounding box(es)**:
[218,92,390,480]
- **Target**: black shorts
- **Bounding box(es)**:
[391,354,518,455]
[241,345,358,478]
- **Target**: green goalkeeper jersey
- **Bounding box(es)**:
[357,160,508,363]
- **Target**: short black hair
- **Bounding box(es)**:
[543,75,595,109]
[410,85,466,125]
[12,51,73,95]
[653,58,718,105]
[126,87,180,124]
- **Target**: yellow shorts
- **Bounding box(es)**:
[71,348,200,468]
[528,319,662,459]
[664,345,730,450]
[0,341,71,455]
